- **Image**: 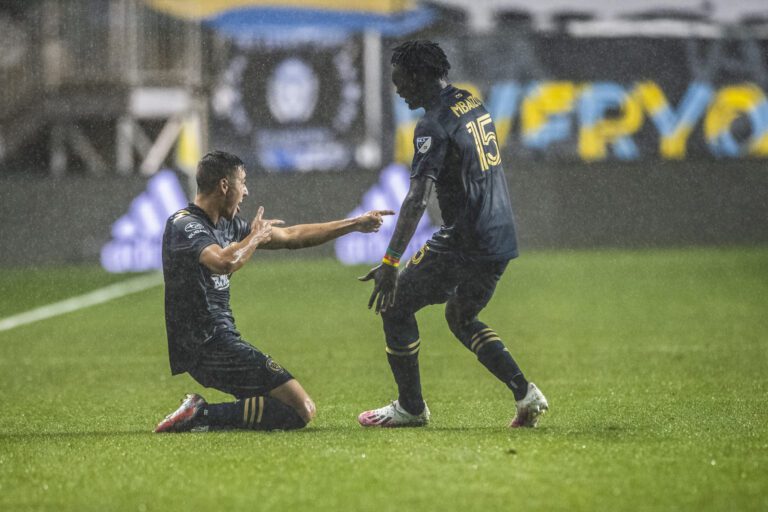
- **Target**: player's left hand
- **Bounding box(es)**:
[356,210,395,233]
[358,263,398,314]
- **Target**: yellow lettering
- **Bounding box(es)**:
[521,82,577,140]
[634,81,693,159]
[449,96,483,117]
[579,88,643,161]
[704,85,768,156]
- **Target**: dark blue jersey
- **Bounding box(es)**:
[411,85,518,261]
[162,203,251,375]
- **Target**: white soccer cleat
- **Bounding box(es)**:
[510,383,549,428]
[358,400,430,427]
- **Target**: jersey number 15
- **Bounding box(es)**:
[466,113,501,171]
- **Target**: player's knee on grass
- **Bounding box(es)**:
[269,379,316,425]
[258,396,308,431]
[300,395,317,424]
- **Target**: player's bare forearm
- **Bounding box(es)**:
[386,177,432,254]
[262,210,394,250]
[359,179,431,313]
[271,219,358,250]
[199,206,281,274]
[200,229,271,274]
[223,230,269,269]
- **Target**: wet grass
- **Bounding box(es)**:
[0,247,766,511]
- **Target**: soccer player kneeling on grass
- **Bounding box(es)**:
[358,41,548,428]
[155,150,393,433]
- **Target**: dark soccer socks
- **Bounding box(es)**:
[201,400,240,428]
[382,310,426,415]
[255,396,307,430]
[385,339,426,415]
[464,323,529,401]
[385,323,530,411]
[476,342,529,401]
[203,396,307,431]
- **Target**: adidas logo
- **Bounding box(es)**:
[335,164,438,265]
[100,170,188,272]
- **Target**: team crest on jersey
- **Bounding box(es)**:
[416,136,432,154]
[266,357,284,374]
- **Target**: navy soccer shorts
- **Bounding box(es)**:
[187,334,294,399]
[393,245,509,317]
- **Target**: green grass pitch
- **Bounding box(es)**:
[0,247,766,511]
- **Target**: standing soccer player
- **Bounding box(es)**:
[358,41,548,428]
[155,150,392,433]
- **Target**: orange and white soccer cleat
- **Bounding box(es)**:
[358,400,430,427]
[154,393,207,433]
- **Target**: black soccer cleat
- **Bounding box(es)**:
[154,393,207,433]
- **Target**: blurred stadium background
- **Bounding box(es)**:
[1,0,767,270]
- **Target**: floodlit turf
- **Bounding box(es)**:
[0,266,127,317]
[0,247,766,511]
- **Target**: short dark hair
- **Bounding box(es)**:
[391,40,450,80]
[196,150,244,194]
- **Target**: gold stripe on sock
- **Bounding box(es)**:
[243,398,250,426]
[470,331,498,352]
[386,345,420,356]
[470,328,493,345]
[473,336,501,354]
[249,397,258,427]
[403,339,420,350]
[256,396,264,424]
[385,339,420,357]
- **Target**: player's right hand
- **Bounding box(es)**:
[358,263,398,314]
[356,210,395,233]
[250,206,284,244]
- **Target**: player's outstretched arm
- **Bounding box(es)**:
[260,210,394,250]
[199,206,283,274]
[359,176,433,313]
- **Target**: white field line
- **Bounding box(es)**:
[0,272,163,333]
